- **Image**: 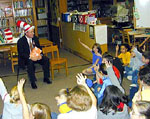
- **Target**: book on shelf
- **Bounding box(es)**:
[37,20,47,26]
[15,9,33,17]
[0,9,5,18]
[26,0,32,8]
[15,17,32,24]
[0,19,9,28]
[14,1,24,9]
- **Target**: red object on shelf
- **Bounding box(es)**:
[78,14,89,24]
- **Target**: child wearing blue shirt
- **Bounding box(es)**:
[79,38,102,75]
[93,63,112,105]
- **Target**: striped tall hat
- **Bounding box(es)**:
[4,28,13,43]
[16,20,34,33]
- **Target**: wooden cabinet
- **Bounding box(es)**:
[61,22,107,62]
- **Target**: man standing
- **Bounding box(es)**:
[17,21,52,89]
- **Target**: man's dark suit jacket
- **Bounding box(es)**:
[17,35,42,68]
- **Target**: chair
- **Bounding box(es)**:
[10,45,18,73]
[120,29,133,46]
[42,45,68,80]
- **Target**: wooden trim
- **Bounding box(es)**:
[88,0,92,10]
[32,0,38,36]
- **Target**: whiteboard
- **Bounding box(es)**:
[134,0,150,28]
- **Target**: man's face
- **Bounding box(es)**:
[26,29,34,38]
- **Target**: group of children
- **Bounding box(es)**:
[1,38,150,119]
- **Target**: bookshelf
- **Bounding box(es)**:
[12,0,38,36]
[35,0,49,39]
[92,0,113,17]
[67,0,89,12]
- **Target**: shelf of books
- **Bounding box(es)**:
[13,0,34,35]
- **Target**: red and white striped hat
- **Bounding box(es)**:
[16,20,34,33]
[4,28,13,43]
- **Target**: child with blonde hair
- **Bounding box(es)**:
[57,73,97,119]
[0,78,24,119]
[55,88,72,113]
[17,78,51,119]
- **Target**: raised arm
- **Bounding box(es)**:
[78,38,92,52]
[115,45,119,57]
[0,78,8,101]
[76,73,97,106]
[105,61,125,93]
[17,79,30,119]
[132,46,142,60]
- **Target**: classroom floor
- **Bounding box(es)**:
[0,45,131,114]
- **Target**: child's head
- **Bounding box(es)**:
[92,43,102,54]
[139,66,150,86]
[102,52,113,64]
[31,103,51,119]
[10,86,20,104]
[67,85,92,112]
[120,44,130,53]
[55,88,70,105]
[99,63,107,75]
[99,85,128,114]
[130,101,150,119]
[142,51,150,64]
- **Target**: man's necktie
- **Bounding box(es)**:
[29,39,33,51]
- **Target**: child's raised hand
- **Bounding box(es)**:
[76,73,87,86]
[116,44,119,51]
[17,78,25,93]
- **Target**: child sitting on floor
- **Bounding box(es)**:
[17,78,52,119]
[57,73,97,119]
[78,38,102,75]
[55,88,72,114]
[93,63,112,105]
[125,46,144,83]
[115,44,131,79]
[0,78,25,119]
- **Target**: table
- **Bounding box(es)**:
[128,31,150,46]
[0,47,10,65]
[39,38,53,47]
[0,43,17,65]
